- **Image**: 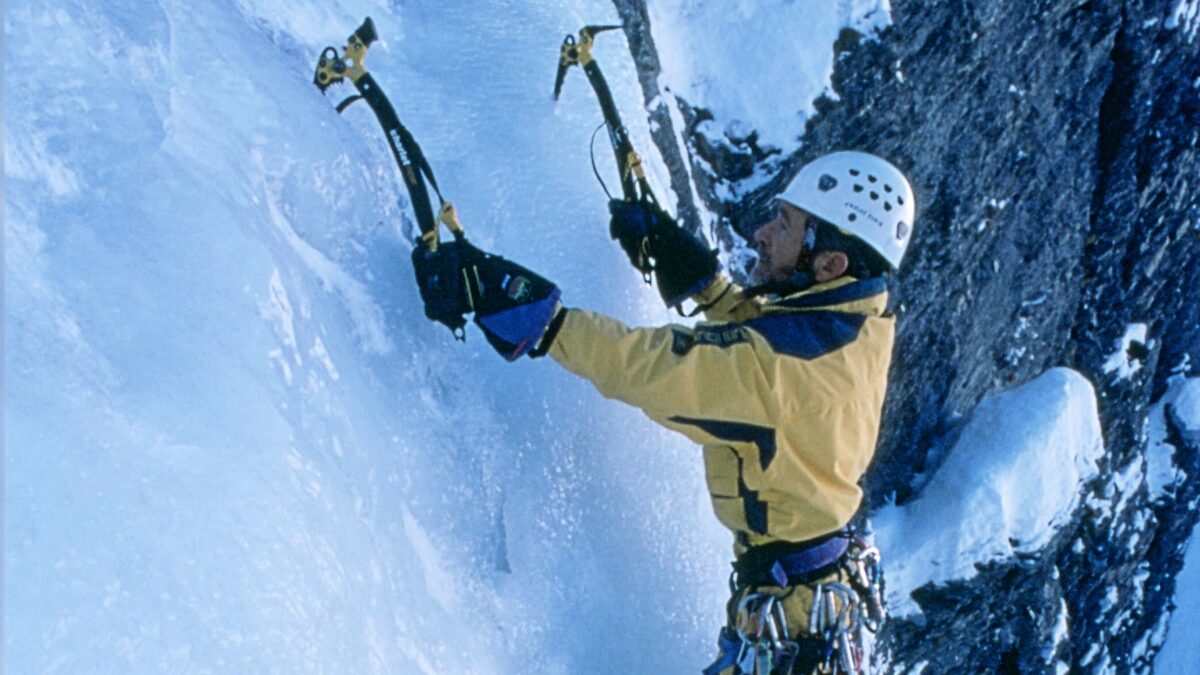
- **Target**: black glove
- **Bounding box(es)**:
[412,239,563,361]
[608,200,719,307]
[411,239,478,336]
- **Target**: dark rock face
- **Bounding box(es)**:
[611,0,707,236]
[613,0,1199,670]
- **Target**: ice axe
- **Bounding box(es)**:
[314,17,464,256]
[554,24,656,206]
[315,18,470,337]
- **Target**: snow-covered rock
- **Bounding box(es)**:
[874,368,1104,619]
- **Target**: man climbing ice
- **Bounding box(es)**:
[412,151,915,674]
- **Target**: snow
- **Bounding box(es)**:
[1166,0,1200,42]
[1049,597,1070,672]
[646,0,891,154]
[1102,322,1151,380]
[1145,376,1199,500]
[1133,609,1172,670]
[1169,377,1200,443]
[1081,641,1103,668]
[1102,454,1148,544]
[1154,376,1200,671]
[1158,534,1200,672]
[872,368,1104,618]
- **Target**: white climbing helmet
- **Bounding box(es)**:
[778,151,916,269]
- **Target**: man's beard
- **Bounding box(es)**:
[749,250,772,285]
[747,251,816,297]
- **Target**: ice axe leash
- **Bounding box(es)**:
[314,17,470,337]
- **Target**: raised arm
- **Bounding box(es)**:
[547,308,777,433]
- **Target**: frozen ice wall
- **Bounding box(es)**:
[647,0,892,154]
[6,1,735,672]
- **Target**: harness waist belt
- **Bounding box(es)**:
[734,533,849,588]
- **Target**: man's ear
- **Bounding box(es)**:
[812,251,849,282]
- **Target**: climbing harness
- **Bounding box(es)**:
[705,533,887,674]
[314,17,469,337]
[734,534,850,588]
[554,25,658,207]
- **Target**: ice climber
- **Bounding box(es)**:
[412,151,916,674]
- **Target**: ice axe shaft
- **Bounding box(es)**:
[553,24,654,204]
[313,17,462,253]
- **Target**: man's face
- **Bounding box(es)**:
[752,201,811,283]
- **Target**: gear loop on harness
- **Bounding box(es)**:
[842,539,887,634]
[706,529,887,674]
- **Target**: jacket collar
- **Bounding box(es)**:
[773,276,889,315]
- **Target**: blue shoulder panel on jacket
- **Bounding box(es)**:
[746,311,866,360]
[775,277,887,310]
[668,416,777,471]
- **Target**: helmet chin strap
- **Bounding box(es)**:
[790,222,819,287]
[803,220,818,251]
[782,220,820,289]
[785,267,815,291]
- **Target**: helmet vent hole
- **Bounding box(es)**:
[884,202,893,211]
[849,169,861,177]
[897,195,905,205]
[884,184,893,193]
[848,213,858,222]
[868,175,877,183]
[853,184,864,193]
[870,191,879,200]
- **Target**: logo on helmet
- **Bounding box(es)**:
[845,201,884,228]
[818,174,838,192]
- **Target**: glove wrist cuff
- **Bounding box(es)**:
[529,304,568,359]
[661,268,721,308]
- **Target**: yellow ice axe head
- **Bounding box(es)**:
[553,24,622,100]
[314,17,378,91]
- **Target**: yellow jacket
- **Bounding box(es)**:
[548,275,894,549]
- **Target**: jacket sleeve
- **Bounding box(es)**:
[547,308,775,432]
[694,275,765,324]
